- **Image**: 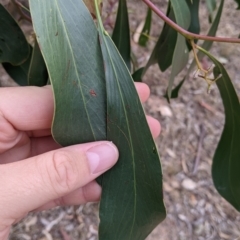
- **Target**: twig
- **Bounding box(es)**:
[59,227,72,240]
[142,0,240,44]
[192,125,205,174]
[12,0,32,23]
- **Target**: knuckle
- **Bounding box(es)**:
[48,151,79,195]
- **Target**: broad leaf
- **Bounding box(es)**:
[29,0,106,145]
[167,0,190,99]
[198,46,240,211]
[2,46,32,86]
[28,41,48,86]
[95,2,166,240]
[112,0,131,71]
[0,4,29,65]
[138,8,152,47]
[144,3,177,73]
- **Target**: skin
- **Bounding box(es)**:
[0,82,161,239]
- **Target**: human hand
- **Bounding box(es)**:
[0,83,160,239]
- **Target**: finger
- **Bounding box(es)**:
[0,83,149,133]
[34,181,101,212]
[27,129,52,138]
[0,136,61,164]
[0,141,118,222]
[0,115,160,164]
[135,82,150,103]
[0,86,54,131]
[146,116,161,139]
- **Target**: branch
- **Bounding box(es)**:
[142,0,240,44]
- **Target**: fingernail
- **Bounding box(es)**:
[86,142,119,174]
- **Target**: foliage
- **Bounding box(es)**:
[1,0,240,239]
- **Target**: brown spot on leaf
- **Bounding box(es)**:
[89,89,97,97]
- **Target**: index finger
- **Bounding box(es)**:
[0,83,150,131]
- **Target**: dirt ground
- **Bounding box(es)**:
[1,0,240,239]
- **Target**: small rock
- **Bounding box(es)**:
[219,57,228,64]
[171,180,180,189]
[24,216,37,232]
[163,182,173,192]
[157,105,173,117]
[189,194,198,206]
[166,148,176,158]
[182,178,197,190]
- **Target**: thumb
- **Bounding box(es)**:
[0,141,118,221]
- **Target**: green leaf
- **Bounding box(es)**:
[186,0,200,50]
[95,2,166,240]
[2,46,32,86]
[0,4,30,65]
[175,0,224,98]
[189,0,224,71]
[132,67,144,82]
[206,0,216,22]
[165,78,185,101]
[112,0,131,71]
[144,3,177,73]
[198,46,240,211]
[233,0,240,9]
[28,41,48,86]
[167,0,190,99]
[186,0,200,34]
[29,0,106,145]
[138,8,152,47]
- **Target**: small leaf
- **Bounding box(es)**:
[175,0,224,97]
[112,0,131,71]
[198,46,240,211]
[233,0,240,9]
[186,0,200,34]
[132,67,144,82]
[0,4,30,65]
[138,8,152,47]
[29,0,106,145]
[144,3,177,73]
[189,0,224,72]
[206,0,216,22]
[167,0,190,99]
[2,46,32,86]
[95,2,166,239]
[186,0,200,50]
[28,40,48,86]
[165,78,185,101]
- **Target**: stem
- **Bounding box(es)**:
[142,0,240,44]
[190,40,207,74]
